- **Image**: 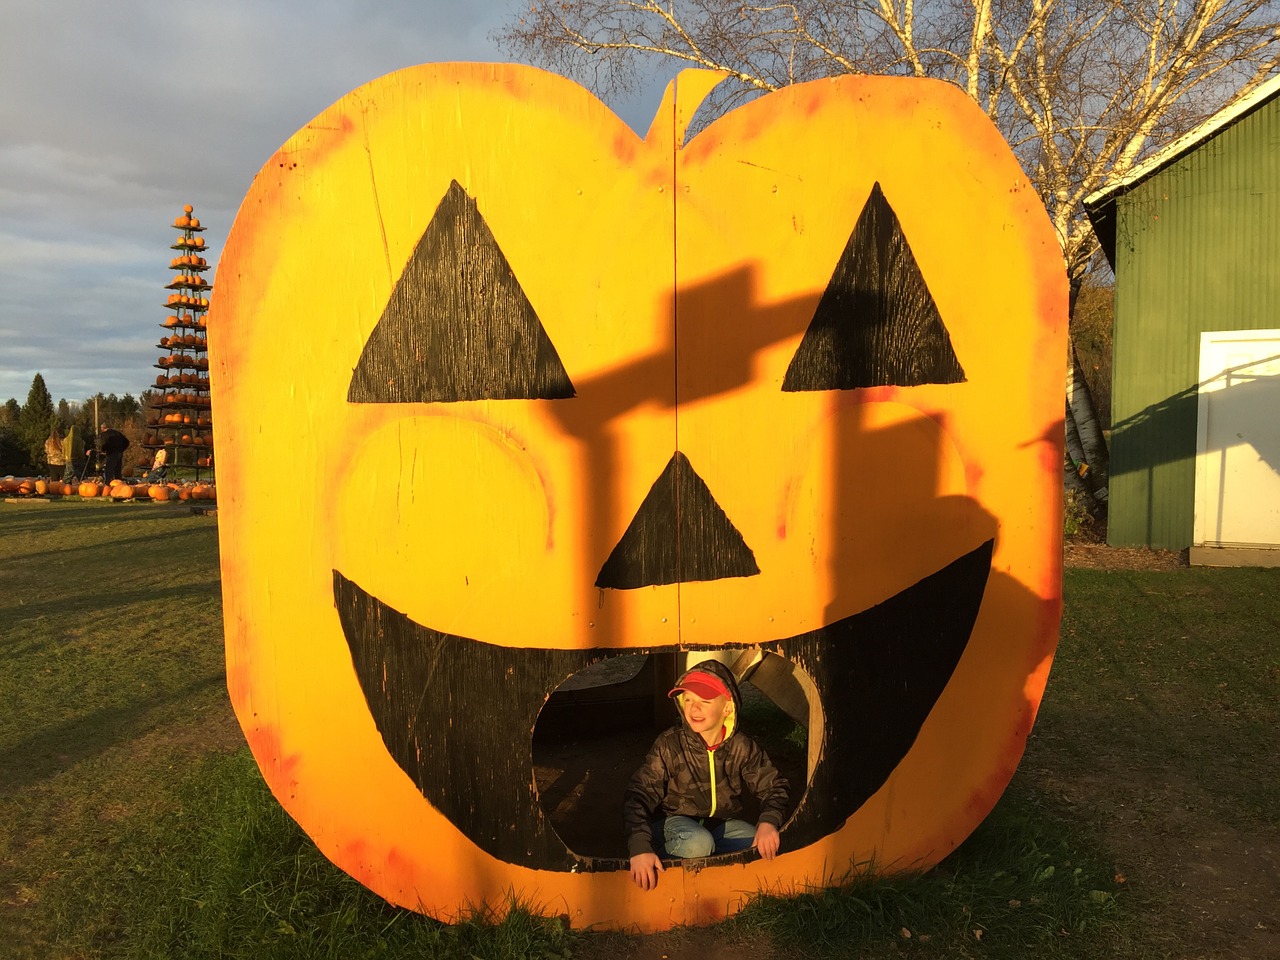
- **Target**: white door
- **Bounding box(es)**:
[1194,329,1280,547]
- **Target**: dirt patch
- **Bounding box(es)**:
[570,925,777,960]
[1064,540,1189,571]
[1026,756,1280,960]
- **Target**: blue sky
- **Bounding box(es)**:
[0,1,662,406]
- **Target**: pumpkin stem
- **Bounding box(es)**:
[644,69,730,148]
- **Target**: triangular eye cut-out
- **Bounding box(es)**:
[348,180,576,403]
[782,182,966,391]
[595,452,760,590]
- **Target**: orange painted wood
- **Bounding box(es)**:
[210,62,1065,932]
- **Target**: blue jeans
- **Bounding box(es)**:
[654,816,756,859]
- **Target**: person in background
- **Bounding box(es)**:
[43,425,66,483]
[143,446,168,481]
[98,425,130,485]
[62,422,87,483]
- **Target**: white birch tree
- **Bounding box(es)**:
[497,0,1280,516]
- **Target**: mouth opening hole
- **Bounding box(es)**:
[532,651,817,860]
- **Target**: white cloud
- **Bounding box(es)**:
[0,0,518,402]
[0,0,669,403]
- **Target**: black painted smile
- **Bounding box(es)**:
[333,537,993,872]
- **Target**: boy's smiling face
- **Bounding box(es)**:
[681,692,731,746]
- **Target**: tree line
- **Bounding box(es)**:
[0,372,150,476]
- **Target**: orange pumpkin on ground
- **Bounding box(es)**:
[78,481,101,498]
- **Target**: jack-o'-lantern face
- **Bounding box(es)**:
[211,64,1064,932]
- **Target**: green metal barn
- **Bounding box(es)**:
[1085,74,1280,562]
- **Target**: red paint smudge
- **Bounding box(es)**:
[695,896,729,924]
[681,130,720,164]
[838,385,895,408]
[285,110,357,172]
[964,461,986,489]
[612,130,639,164]
[335,837,378,888]
[244,722,303,790]
[776,475,798,539]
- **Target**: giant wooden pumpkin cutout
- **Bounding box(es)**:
[210,63,1065,932]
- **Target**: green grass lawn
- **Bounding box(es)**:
[2,500,1277,959]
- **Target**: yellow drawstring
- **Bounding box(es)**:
[707,748,717,817]
[674,690,734,819]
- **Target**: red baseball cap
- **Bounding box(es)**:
[668,670,731,702]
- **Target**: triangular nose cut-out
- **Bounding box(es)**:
[783,181,966,391]
[595,452,760,590]
[348,179,576,403]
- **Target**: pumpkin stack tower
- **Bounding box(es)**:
[146,204,214,477]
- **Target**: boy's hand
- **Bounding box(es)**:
[630,852,664,890]
[753,822,781,860]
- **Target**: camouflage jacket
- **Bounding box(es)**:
[624,661,789,857]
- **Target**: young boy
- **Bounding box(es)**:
[143,447,168,481]
[624,659,789,891]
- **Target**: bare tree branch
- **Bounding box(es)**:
[497,0,1280,282]
[495,0,1280,511]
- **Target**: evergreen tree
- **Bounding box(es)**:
[0,425,23,475]
[118,393,140,422]
[20,373,55,469]
[88,392,142,428]
[0,399,22,473]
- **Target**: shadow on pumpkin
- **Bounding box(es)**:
[523,260,1038,868]
[528,263,819,861]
